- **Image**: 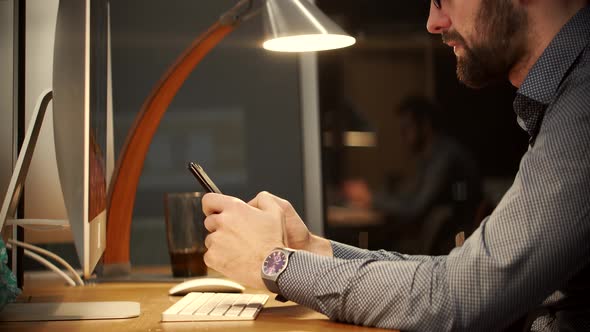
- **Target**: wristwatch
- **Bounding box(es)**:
[261,248,295,295]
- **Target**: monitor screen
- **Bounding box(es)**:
[89,0,108,224]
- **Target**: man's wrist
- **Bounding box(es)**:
[305,235,333,257]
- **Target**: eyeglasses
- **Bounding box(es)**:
[432,0,442,9]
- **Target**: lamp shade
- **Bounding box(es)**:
[262,0,356,52]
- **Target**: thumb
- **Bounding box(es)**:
[254,192,287,246]
[252,191,282,214]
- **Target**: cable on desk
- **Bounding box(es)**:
[6,243,76,286]
[7,239,84,286]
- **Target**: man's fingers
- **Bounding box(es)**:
[204,214,221,232]
[203,249,213,267]
[248,191,289,211]
[204,231,217,249]
[202,193,239,216]
[248,191,282,213]
[247,191,268,208]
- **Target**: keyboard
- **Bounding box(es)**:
[162,292,269,322]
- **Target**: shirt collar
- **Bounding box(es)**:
[514,5,590,141]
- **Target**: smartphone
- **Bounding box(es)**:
[188,162,222,194]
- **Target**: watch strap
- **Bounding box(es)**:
[263,276,281,294]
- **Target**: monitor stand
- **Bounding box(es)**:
[0,90,140,321]
[0,90,55,232]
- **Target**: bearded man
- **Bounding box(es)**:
[201,0,590,330]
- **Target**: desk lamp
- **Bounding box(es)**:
[103,0,355,275]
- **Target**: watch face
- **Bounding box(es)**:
[262,250,287,276]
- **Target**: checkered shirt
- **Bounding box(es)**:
[277,5,590,331]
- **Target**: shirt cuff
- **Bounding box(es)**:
[277,250,343,310]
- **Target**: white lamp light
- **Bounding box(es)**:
[263,0,356,52]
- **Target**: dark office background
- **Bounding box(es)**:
[317,0,527,178]
[316,0,528,252]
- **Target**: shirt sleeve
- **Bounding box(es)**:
[277,86,590,331]
[331,240,445,263]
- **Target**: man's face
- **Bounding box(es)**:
[427,0,528,88]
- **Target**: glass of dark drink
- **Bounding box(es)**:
[164,192,208,277]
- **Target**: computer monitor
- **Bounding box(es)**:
[52,0,112,279]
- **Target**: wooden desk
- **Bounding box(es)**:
[1,269,395,332]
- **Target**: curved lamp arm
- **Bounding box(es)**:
[103,7,247,271]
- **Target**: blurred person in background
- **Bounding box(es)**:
[343,96,484,254]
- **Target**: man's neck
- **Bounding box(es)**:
[508,1,587,88]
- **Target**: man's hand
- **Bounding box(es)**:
[202,193,285,289]
[248,192,333,257]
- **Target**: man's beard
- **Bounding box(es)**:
[443,0,528,88]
